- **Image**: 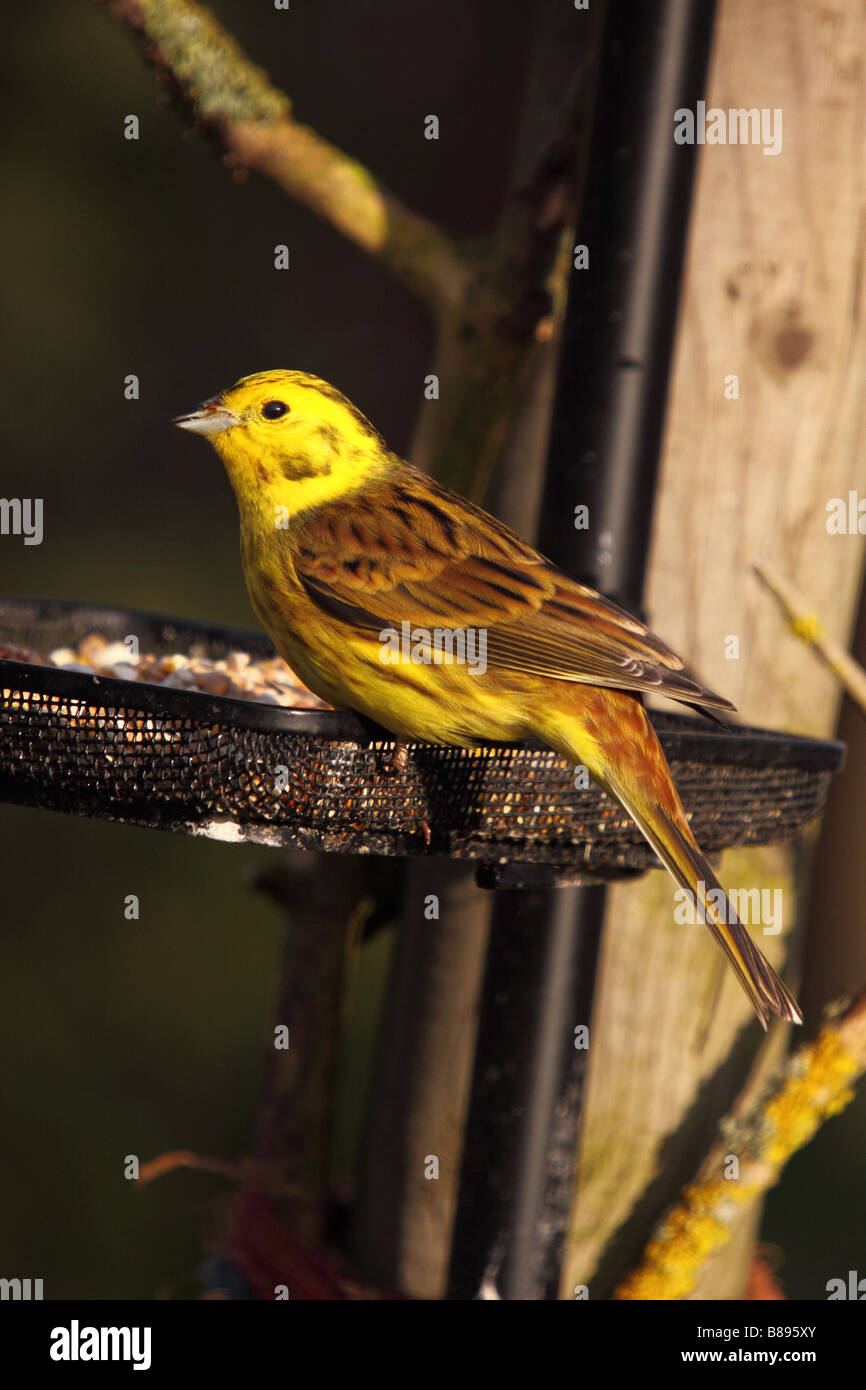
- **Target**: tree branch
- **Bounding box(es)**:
[95,0,472,315]
[615,990,866,1300]
[754,560,866,717]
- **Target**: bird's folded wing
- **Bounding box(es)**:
[292,470,734,711]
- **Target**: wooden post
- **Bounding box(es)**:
[561,0,866,1299]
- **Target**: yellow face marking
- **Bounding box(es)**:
[200,370,395,522]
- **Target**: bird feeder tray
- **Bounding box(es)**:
[0,597,845,889]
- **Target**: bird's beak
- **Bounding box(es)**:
[173,398,239,435]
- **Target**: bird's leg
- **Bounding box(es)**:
[374,740,430,845]
[388,740,410,775]
[373,739,409,777]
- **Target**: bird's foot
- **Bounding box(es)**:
[381,740,409,775]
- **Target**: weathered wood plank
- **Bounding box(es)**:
[561,0,866,1299]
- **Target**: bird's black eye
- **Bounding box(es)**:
[262,399,289,420]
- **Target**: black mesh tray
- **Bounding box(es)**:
[0,596,845,887]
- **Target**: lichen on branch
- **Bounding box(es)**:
[130,0,290,123]
[615,992,866,1300]
[96,0,472,315]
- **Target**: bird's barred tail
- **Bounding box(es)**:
[605,775,803,1030]
[542,687,803,1029]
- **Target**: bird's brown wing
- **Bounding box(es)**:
[292,468,735,711]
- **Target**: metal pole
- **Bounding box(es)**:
[447,0,718,1301]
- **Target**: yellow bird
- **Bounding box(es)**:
[176,370,802,1029]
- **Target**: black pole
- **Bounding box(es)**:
[447,0,718,1301]
[539,0,719,605]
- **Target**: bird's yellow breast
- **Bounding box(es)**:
[240,534,529,745]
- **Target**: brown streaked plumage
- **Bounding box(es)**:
[293,468,729,706]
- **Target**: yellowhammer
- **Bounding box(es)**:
[176,369,802,1029]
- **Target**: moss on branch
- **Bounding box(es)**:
[96,0,472,314]
[615,993,866,1300]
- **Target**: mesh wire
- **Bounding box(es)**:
[0,674,839,877]
[0,598,843,880]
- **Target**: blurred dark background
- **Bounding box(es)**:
[0,0,863,1299]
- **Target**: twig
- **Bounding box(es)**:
[137,1148,306,1200]
[95,0,472,315]
[753,560,866,715]
[95,0,591,498]
[615,990,866,1300]
[138,1148,243,1184]
[251,854,372,1249]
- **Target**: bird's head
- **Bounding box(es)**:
[174,370,393,519]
